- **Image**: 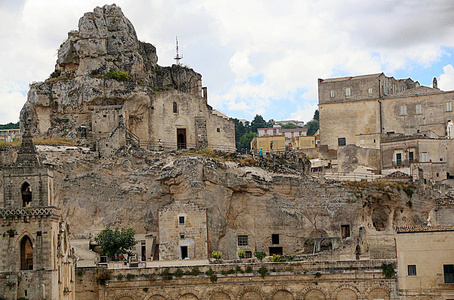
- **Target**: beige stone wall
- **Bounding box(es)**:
[74,260,398,300]
[319,100,380,150]
[148,90,235,151]
[295,136,316,149]
[158,201,208,261]
[381,91,454,137]
[396,228,454,298]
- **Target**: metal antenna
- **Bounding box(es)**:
[175,36,183,65]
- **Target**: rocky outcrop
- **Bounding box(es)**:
[31,147,438,260]
[20,4,202,138]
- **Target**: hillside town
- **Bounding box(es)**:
[1,4,454,300]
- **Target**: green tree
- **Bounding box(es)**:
[238,132,257,150]
[250,115,267,133]
[313,109,319,121]
[305,120,319,136]
[266,119,275,128]
[95,226,137,260]
[0,122,19,129]
[281,122,298,129]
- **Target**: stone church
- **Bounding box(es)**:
[0,123,75,300]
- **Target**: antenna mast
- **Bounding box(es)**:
[174,36,183,65]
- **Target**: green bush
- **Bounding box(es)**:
[238,250,246,258]
[191,267,200,276]
[50,69,61,78]
[382,263,395,279]
[258,266,268,278]
[210,274,218,283]
[254,251,266,262]
[206,268,214,276]
[161,268,173,280]
[126,273,135,281]
[105,68,130,81]
[272,254,281,262]
[236,266,244,273]
[116,274,124,280]
[174,268,184,278]
[211,251,222,260]
[245,266,253,273]
[314,272,322,278]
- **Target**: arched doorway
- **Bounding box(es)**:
[21,182,32,207]
[177,129,186,149]
[20,236,33,270]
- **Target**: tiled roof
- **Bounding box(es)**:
[321,73,383,83]
[396,225,454,233]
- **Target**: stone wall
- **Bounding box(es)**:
[74,259,398,299]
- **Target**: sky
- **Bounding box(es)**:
[1,0,454,124]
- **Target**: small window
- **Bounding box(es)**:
[437,173,440,177]
[345,88,351,98]
[447,102,453,112]
[245,251,252,258]
[422,153,428,163]
[178,216,185,225]
[341,225,350,239]
[368,88,373,96]
[180,234,185,239]
[441,158,444,162]
[217,128,220,132]
[338,137,346,146]
[272,234,279,245]
[173,102,178,113]
[444,265,454,283]
[36,231,42,237]
[408,265,417,276]
[401,105,407,115]
[416,104,422,114]
[330,90,335,98]
[238,235,248,246]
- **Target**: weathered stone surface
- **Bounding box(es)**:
[29,147,440,260]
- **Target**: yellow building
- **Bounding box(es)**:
[293,136,316,149]
[251,135,285,153]
[396,225,454,299]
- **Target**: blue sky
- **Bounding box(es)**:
[1,0,454,124]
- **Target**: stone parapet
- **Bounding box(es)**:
[0,206,60,218]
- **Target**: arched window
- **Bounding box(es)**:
[173,102,178,113]
[21,182,32,207]
[20,236,33,270]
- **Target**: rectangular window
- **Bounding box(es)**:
[416,104,422,114]
[409,152,414,163]
[401,105,407,115]
[447,102,453,112]
[341,225,350,239]
[245,251,252,258]
[180,234,185,239]
[408,265,417,276]
[422,153,428,162]
[272,234,279,245]
[368,88,373,96]
[338,137,346,146]
[345,88,351,98]
[238,235,248,246]
[396,153,402,166]
[444,265,454,283]
[179,216,185,225]
[330,90,335,98]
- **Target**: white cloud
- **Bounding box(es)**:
[439,64,454,91]
[1,0,454,123]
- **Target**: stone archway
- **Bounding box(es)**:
[209,292,231,300]
[304,289,326,300]
[20,235,33,270]
[367,288,389,300]
[271,290,293,300]
[179,293,199,300]
[320,239,332,251]
[304,239,315,253]
[240,291,262,300]
[336,289,358,300]
[144,295,167,300]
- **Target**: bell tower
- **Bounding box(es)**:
[0,120,75,300]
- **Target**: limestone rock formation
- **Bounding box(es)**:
[20,4,202,139]
[30,147,441,260]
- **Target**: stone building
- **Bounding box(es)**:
[0,125,75,299]
[318,73,454,179]
[158,201,208,261]
[21,5,235,153]
[396,225,454,299]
